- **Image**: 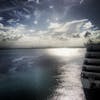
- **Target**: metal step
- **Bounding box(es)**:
[83,65,100,73]
[87,44,100,51]
[85,52,100,58]
[82,71,100,80]
[82,65,100,73]
[84,58,100,65]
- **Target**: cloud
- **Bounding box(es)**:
[48,19,92,34]
[0,19,99,48]
[0,19,96,41]
[0,23,22,41]
[48,22,62,29]
[82,21,94,29]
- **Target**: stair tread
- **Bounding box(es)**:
[86,52,100,58]
[82,71,100,77]
[83,65,100,72]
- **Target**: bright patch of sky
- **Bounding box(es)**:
[36,0,40,4]
[7,19,17,23]
[49,5,54,9]
[28,0,40,4]
[25,15,31,19]
[28,0,34,1]
[34,20,38,25]
[80,0,84,4]
[48,22,62,29]
[0,17,3,21]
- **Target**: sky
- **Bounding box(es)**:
[0,0,99,47]
[0,0,99,27]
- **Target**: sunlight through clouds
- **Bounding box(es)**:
[0,18,99,48]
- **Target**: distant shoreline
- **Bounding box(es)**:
[0,46,85,50]
[0,37,86,49]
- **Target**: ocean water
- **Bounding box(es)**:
[0,48,86,100]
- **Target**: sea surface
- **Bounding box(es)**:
[0,48,86,100]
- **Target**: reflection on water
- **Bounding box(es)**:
[0,48,85,100]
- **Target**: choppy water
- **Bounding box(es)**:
[0,48,86,100]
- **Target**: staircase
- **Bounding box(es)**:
[81,43,100,89]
